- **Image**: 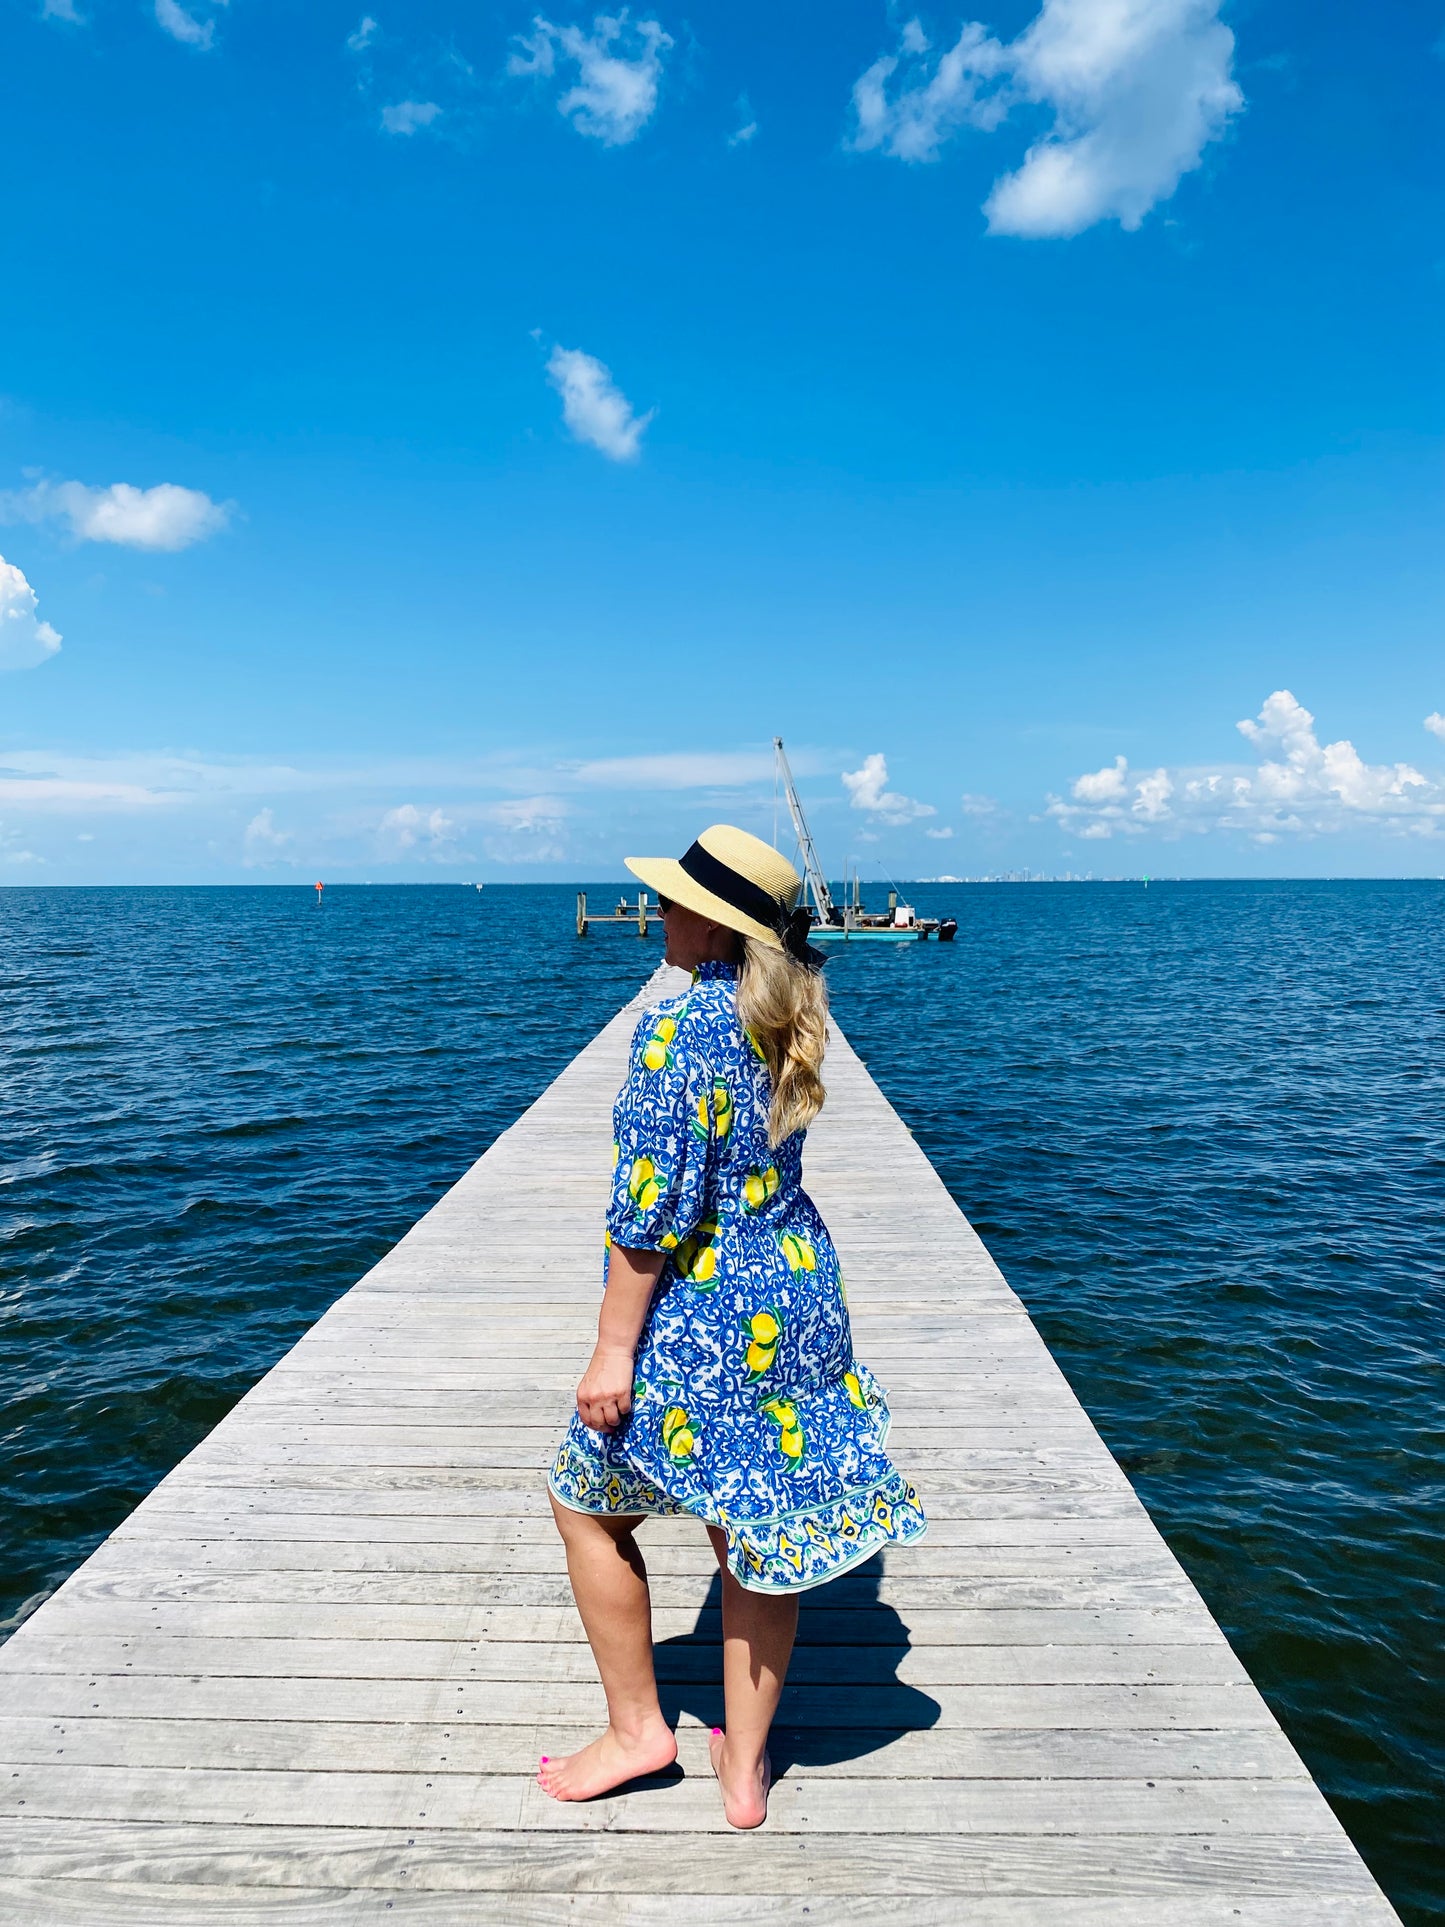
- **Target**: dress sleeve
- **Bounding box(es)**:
[606,1004,716,1253]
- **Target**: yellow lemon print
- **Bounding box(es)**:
[690,1244,718,1284]
[674,1215,720,1287]
[713,1078,734,1140]
[603,1229,612,1251]
[612,1140,620,1169]
[744,1307,782,1380]
[658,1231,678,1251]
[745,1028,766,1062]
[628,1156,663,1213]
[843,1370,867,1411]
[662,1405,696,1461]
[690,1086,712,1143]
[778,1231,817,1274]
[742,1166,780,1213]
[641,1015,677,1072]
[759,1394,805,1464]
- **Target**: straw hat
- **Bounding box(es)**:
[626,825,809,954]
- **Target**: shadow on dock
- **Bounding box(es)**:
[653,1551,943,1775]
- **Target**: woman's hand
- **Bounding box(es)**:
[577,1242,667,1432]
[576,1343,638,1433]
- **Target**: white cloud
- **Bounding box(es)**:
[478,796,568,862]
[848,0,1243,238]
[960,791,999,816]
[380,99,442,135]
[242,808,295,868]
[841,752,937,825]
[154,0,225,50]
[486,796,565,831]
[1047,691,1445,842]
[571,750,778,788]
[850,19,1008,162]
[1425,712,1445,741]
[374,796,567,864]
[728,96,758,147]
[42,0,84,23]
[4,479,230,551]
[0,556,62,673]
[1072,753,1129,802]
[347,14,378,52]
[1132,765,1174,820]
[546,345,653,461]
[924,825,955,839]
[376,804,472,863]
[509,10,672,146]
[0,772,172,810]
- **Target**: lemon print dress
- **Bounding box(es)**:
[549,959,927,1592]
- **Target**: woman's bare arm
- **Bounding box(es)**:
[575,1243,666,1432]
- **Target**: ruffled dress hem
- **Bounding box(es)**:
[548,1406,928,1595]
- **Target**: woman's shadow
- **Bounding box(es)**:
[652,1551,942,1774]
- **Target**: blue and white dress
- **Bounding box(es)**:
[549,959,927,1593]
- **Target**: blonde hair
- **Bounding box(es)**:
[736,938,829,1146]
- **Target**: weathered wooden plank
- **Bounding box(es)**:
[0,1821,1397,1903]
[124,1464,1146,1501]
[0,1762,1344,1834]
[0,1715,1307,1780]
[82,1534,1189,1579]
[180,1440,1126,1477]
[2,1636,1252,1688]
[110,1503,1163,1549]
[51,1569,1199,1612]
[0,1675,1274,1729]
[0,1878,1403,1927]
[13,1599,1227,1645]
[47,1479,1152,1522]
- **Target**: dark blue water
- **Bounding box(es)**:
[2,882,1440,1919]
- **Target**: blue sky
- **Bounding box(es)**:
[2,0,1442,881]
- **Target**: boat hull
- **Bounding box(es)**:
[811,927,934,943]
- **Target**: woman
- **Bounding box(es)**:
[542,824,927,1827]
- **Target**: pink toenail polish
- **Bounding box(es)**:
[540,1756,549,1764]
[711,1727,721,1735]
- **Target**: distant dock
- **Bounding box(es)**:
[0,965,1399,1922]
[575,890,656,936]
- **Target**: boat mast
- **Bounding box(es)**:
[773,737,835,919]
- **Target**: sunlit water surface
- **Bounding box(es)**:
[2,882,1440,1920]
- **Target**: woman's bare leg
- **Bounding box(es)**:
[704,1524,799,1828]
[539,1495,677,1800]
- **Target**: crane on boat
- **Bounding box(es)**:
[771,738,956,943]
[773,738,836,923]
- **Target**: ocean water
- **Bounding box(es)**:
[1,880,1440,1920]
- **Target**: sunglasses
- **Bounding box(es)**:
[657,895,674,913]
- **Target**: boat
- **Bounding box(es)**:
[773,739,957,944]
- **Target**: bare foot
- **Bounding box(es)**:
[708,1726,772,1829]
[536,1720,677,1802]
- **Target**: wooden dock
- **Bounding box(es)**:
[0,965,1399,1923]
